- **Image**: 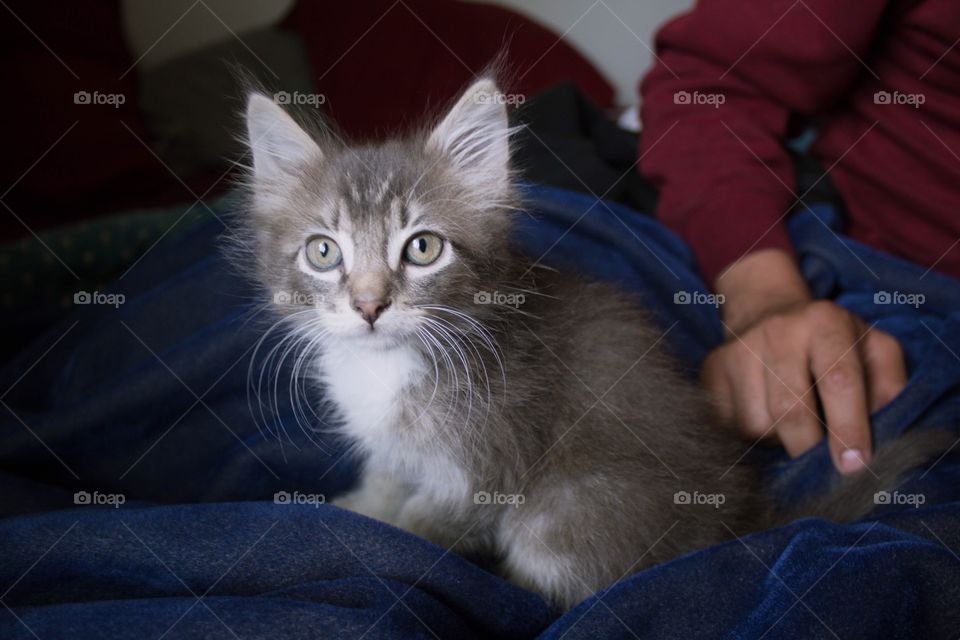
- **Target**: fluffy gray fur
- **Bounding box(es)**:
[237,77,950,610]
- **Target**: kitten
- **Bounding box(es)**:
[238,77,949,610]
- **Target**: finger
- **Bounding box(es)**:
[859,327,908,411]
[809,315,873,474]
[727,346,773,440]
[764,344,821,457]
[701,351,735,423]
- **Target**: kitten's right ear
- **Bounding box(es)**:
[245,93,321,181]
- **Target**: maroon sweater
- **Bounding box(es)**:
[639,0,960,284]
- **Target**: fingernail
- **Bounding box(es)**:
[839,448,866,474]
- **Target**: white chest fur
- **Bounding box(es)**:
[319,341,426,446]
[318,340,471,504]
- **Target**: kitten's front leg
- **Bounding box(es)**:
[332,469,411,525]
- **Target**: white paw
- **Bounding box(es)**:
[331,473,409,524]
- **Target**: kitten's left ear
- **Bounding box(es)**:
[245,93,321,182]
[426,78,511,195]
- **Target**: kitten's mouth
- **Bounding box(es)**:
[342,321,412,349]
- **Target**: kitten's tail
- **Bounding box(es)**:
[770,428,955,526]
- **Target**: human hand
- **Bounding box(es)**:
[702,250,907,474]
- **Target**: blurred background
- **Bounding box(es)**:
[121,0,693,104]
[0,0,693,354]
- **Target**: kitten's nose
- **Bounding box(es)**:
[352,296,391,327]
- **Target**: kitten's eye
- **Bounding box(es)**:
[305,236,342,271]
[403,233,443,266]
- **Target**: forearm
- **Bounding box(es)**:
[640,1,886,286]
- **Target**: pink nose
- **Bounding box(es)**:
[353,298,390,326]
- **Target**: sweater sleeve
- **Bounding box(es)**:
[639,0,889,285]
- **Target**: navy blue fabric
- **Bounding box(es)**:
[1,185,958,639]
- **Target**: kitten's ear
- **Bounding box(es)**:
[245,93,321,181]
[427,78,511,194]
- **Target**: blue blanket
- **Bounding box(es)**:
[1,185,958,639]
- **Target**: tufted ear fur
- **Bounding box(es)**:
[245,93,321,182]
[426,78,512,197]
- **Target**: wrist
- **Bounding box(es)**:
[714,248,811,335]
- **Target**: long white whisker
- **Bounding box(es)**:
[424,314,494,448]
[247,309,316,448]
[289,326,333,453]
[418,305,507,399]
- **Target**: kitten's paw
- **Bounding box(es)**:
[330,473,409,524]
[498,510,599,610]
[394,494,446,543]
[330,493,360,512]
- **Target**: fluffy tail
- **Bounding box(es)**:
[771,428,955,526]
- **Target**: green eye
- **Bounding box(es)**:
[404,233,443,266]
[305,235,342,271]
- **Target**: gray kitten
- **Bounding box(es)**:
[238,78,949,610]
